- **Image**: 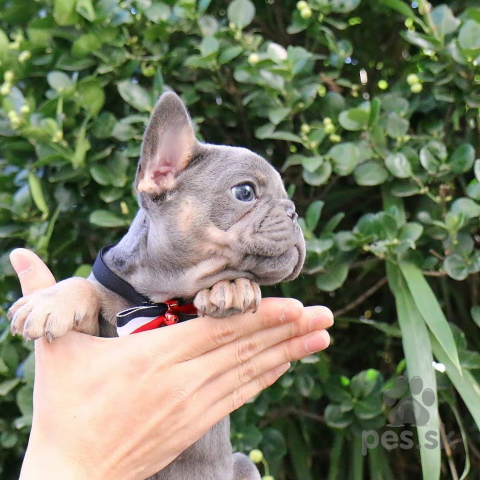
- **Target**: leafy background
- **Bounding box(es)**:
[0,0,480,478]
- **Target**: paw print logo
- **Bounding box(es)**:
[383,376,435,427]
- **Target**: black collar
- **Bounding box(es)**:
[92,245,170,324]
[92,245,151,306]
[92,245,198,330]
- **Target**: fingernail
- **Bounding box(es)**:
[309,311,334,331]
[304,331,330,353]
[279,301,302,323]
[275,362,291,377]
[10,252,32,276]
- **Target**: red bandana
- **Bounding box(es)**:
[117,300,197,336]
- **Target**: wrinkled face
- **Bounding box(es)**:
[134,91,305,294]
[144,144,305,287]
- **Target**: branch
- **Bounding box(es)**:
[422,270,448,277]
[260,406,324,428]
[334,277,388,317]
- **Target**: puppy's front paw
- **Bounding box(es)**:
[194,279,261,318]
[7,278,100,341]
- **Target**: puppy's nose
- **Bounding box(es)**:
[282,200,298,222]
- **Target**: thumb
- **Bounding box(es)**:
[10,248,56,296]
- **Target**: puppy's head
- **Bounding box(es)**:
[135,92,305,291]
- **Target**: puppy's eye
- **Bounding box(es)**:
[232,183,256,202]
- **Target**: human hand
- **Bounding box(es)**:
[11,249,333,480]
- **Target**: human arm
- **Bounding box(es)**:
[10,249,333,480]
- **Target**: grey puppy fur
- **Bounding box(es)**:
[9,92,306,480]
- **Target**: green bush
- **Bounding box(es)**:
[1,0,480,478]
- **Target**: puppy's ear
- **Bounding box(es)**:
[135,92,197,195]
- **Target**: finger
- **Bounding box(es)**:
[200,359,299,432]
[193,305,333,378]
[10,248,56,296]
[127,298,309,361]
[200,329,330,409]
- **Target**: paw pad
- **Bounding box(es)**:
[383,375,435,427]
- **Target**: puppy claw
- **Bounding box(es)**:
[218,300,226,315]
[194,279,262,318]
[8,277,101,342]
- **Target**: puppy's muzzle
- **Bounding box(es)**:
[284,201,299,223]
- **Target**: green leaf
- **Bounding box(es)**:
[459,350,480,370]
[90,152,129,187]
[77,80,105,116]
[302,162,332,186]
[420,141,447,174]
[331,0,360,13]
[381,0,416,18]
[467,181,480,201]
[431,336,480,432]
[198,16,218,36]
[323,212,345,235]
[268,107,290,126]
[199,36,219,58]
[451,198,480,220]
[227,0,255,29]
[118,81,153,112]
[327,432,346,480]
[398,222,423,242]
[386,113,409,138]
[335,231,358,251]
[385,152,412,178]
[329,143,360,176]
[444,254,469,281]
[458,20,480,51]
[47,71,75,91]
[306,238,334,254]
[401,30,440,50]
[448,144,475,173]
[319,92,346,121]
[54,0,79,25]
[324,404,354,429]
[305,200,324,231]
[198,0,213,14]
[302,156,323,173]
[386,262,441,480]
[431,5,460,37]
[338,108,369,131]
[316,263,349,291]
[28,172,49,217]
[398,261,461,373]
[353,396,383,420]
[350,369,382,399]
[16,385,33,417]
[0,378,20,396]
[286,420,313,480]
[76,0,96,21]
[89,210,129,228]
[391,182,421,197]
[218,46,243,64]
[474,159,480,182]
[0,29,9,58]
[354,161,389,186]
[144,3,171,22]
[368,98,382,127]
[262,131,303,142]
[0,357,8,375]
[471,306,480,329]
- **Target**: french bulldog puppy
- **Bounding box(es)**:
[8,92,305,480]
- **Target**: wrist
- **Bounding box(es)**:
[20,429,99,480]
